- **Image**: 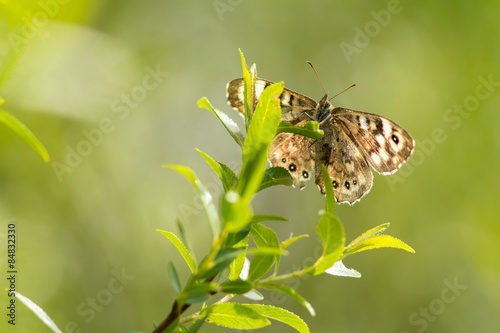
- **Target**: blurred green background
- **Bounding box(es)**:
[1,0,499,332]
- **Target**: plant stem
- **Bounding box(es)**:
[152,299,191,333]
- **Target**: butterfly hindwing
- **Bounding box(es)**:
[270,131,316,189]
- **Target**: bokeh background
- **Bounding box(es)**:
[1,1,499,332]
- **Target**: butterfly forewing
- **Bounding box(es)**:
[334,109,415,175]
[227,78,317,121]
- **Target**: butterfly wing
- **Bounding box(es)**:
[315,119,373,205]
[270,130,316,189]
[334,108,415,175]
[227,78,317,122]
[228,78,318,188]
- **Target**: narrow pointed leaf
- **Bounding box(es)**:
[238,49,256,128]
[157,229,197,273]
[201,303,270,330]
[251,214,288,223]
[245,304,310,333]
[0,109,50,162]
[176,219,197,264]
[221,190,252,232]
[15,292,63,333]
[258,166,293,191]
[163,164,220,236]
[238,82,283,200]
[196,148,238,191]
[262,283,315,316]
[248,223,280,280]
[197,97,244,147]
[167,262,182,294]
[280,234,309,250]
[198,247,244,279]
[228,236,249,280]
[277,121,324,140]
[220,279,253,294]
[345,223,390,250]
[184,282,217,304]
[310,166,344,275]
[343,234,415,258]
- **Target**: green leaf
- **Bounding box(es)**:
[201,303,270,330]
[248,223,280,280]
[250,214,288,223]
[176,219,197,264]
[225,225,251,247]
[15,292,63,333]
[258,166,293,191]
[157,230,197,273]
[221,190,252,233]
[167,262,182,294]
[238,81,283,201]
[220,279,253,294]
[260,283,315,317]
[280,234,309,250]
[186,315,207,333]
[343,234,415,258]
[310,166,345,275]
[251,222,280,248]
[345,223,390,249]
[244,304,310,333]
[248,253,276,281]
[238,49,256,129]
[184,282,217,304]
[198,247,244,279]
[197,97,244,147]
[277,121,324,140]
[196,148,238,191]
[247,247,286,256]
[228,235,249,280]
[163,164,220,236]
[0,109,50,162]
[343,223,414,258]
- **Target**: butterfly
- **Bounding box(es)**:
[226,77,415,205]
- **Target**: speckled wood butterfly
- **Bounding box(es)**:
[227,77,414,204]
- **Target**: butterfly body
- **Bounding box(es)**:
[227,78,414,205]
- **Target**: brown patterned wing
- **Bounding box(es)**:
[227,78,319,189]
[333,108,415,175]
[270,131,316,189]
[227,78,317,122]
[315,119,373,205]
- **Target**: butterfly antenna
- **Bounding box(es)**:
[307,61,328,96]
[307,61,356,100]
[330,83,356,101]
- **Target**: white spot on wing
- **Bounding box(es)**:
[359,116,369,130]
[382,119,392,137]
[371,153,381,166]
